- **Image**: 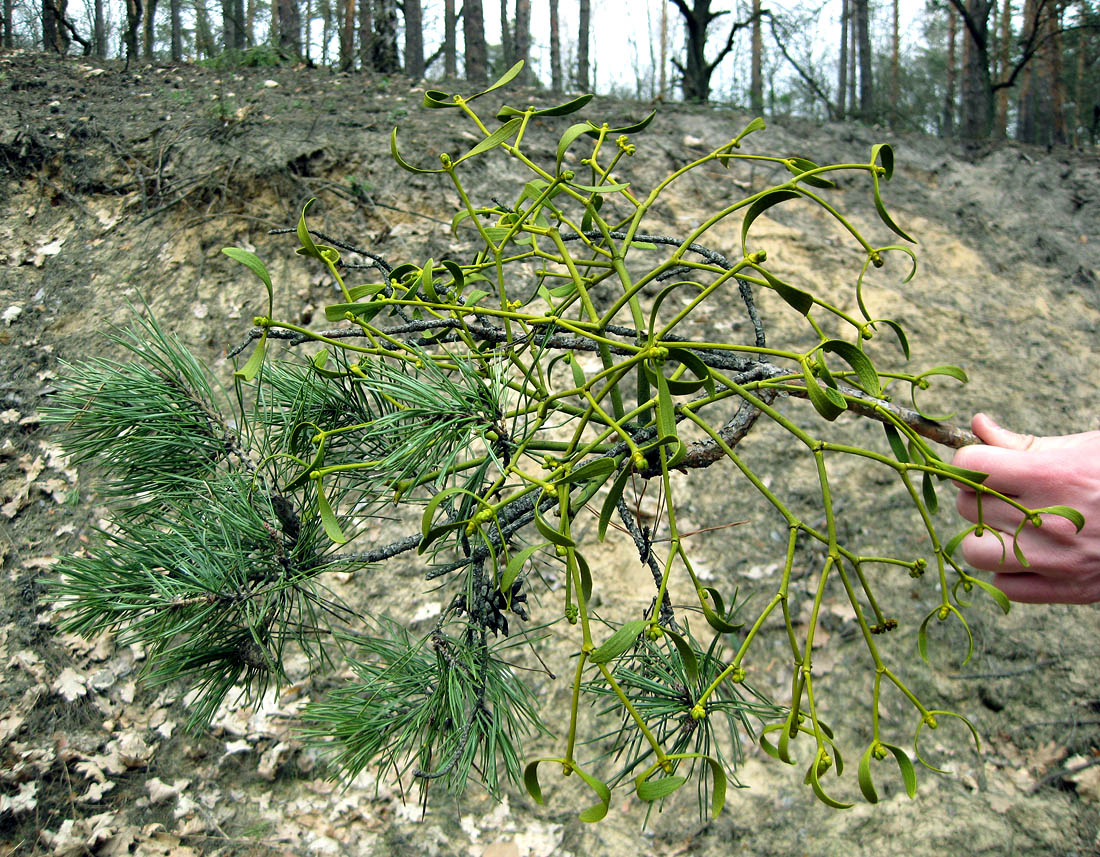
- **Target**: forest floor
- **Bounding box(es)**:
[2,47,1100,857]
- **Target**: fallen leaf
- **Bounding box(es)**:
[147,777,190,805]
[111,729,156,768]
[79,780,116,803]
[0,780,38,814]
[53,667,88,702]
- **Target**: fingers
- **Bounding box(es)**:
[969,413,1035,451]
[955,489,1026,532]
[990,572,1100,605]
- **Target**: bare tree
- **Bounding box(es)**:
[464,0,488,83]
[405,0,424,78]
[670,0,764,103]
[340,0,355,69]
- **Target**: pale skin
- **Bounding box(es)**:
[952,413,1100,604]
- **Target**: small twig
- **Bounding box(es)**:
[1032,755,1100,793]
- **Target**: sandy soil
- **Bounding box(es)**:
[2,48,1099,856]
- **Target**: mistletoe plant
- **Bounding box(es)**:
[47,62,1084,819]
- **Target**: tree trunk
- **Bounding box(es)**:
[1072,0,1085,145]
[444,0,457,77]
[659,0,667,99]
[404,0,424,78]
[499,0,512,67]
[358,0,372,68]
[837,0,848,119]
[143,0,158,55]
[123,0,141,64]
[195,0,214,59]
[751,0,763,113]
[577,0,589,90]
[464,0,488,83]
[43,0,74,52]
[339,0,354,69]
[847,4,856,110]
[549,0,561,92]
[222,0,240,52]
[958,0,992,140]
[1043,0,1068,144]
[854,0,873,120]
[513,0,530,83]
[890,0,899,116]
[371,0,399,72]
[42,0,59,51]
[945,6,957,136]
[276,0,301,57]
[995,0,1010,137]
[169,0,181,58]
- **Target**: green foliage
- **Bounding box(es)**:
[46,63,1075,819]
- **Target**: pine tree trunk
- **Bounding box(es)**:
[358,0,372,68]
[372,0,399,73]
[945,6,957,136]
[222,0,236,52]
[890,0,899,118]
[123,0,141,62]
[444,0,456,77]
[659,0,667,99]
[576,0,589,90]
[42,0,59,51]
[464,0,488,84]
[854,0,873,120]
[404,0,424,78]
[169,0,181,58]
[751,0,763,114]
[276,0,301,57]
[549,0,561,92]
[995,0,1010,137]
[958,0,992,140]
[340,0,354,69]
[513,0,530,83]
[837,0,848,119]
[499,0,512,67]
[848,6,856,110]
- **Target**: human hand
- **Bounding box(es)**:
[952,413,1100,604]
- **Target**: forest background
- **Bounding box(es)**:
[11,0,1100,147]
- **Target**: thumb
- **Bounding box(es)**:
[971,413,1034,451]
